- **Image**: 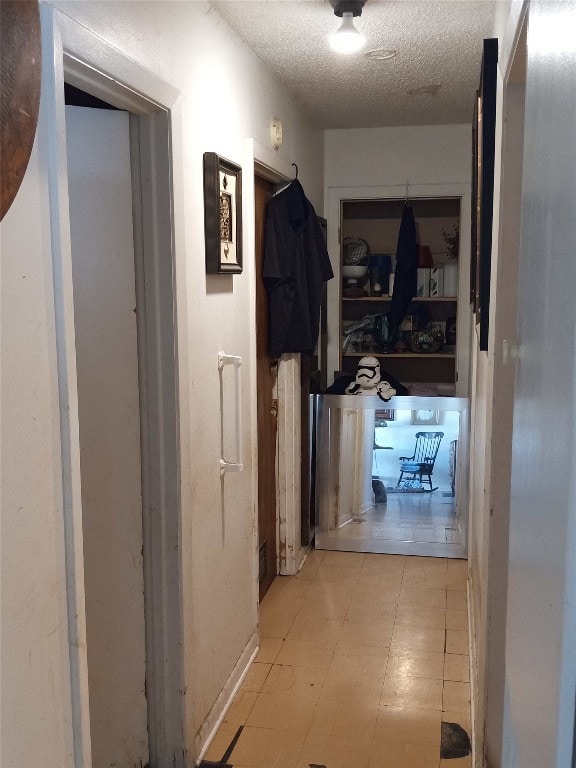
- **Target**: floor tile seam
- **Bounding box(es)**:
[280,589,315,639]
[239,688,262,732]
[301,684,384,765]
[290,652,343,768]
[310,621,387,713]
[377,701,445,723]
[370,732,444,750]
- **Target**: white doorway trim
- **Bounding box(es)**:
[40,7,188,766]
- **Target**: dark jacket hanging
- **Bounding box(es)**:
[388,204,418,339]
[263,180,333,358]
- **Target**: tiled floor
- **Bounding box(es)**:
[204,551,471,768]
[327,493,460,546]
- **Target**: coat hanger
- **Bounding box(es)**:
[273,162,300,196]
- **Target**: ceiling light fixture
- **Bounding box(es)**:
[329,0,367,55]
[365,49,397,61]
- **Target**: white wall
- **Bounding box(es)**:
[468,3,576,767]
[325,124,471,190]
[464,4,528,765]
[477,34,527,768]
[503,2,576,765]
[1,1,325,764]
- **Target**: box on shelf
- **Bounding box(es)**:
[443,262,459,296]
[416,268,430,297]
[399,315,416,332]
[429,267,444,297]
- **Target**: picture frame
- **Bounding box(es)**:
[471,38,498,350]
[411,409,441,426]
[203,152,243,274]
[470,94,480,313]
[376,408,395,422]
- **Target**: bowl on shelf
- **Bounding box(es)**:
[407,325,444,354]
[342,264,368,297]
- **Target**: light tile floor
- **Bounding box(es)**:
[204,551,471,768]
[327,493,460,546]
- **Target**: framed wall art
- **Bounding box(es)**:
[411,409,441,426]
[471,38,498,351]
[203,152,243,274]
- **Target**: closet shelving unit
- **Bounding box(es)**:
[339,197,461,389]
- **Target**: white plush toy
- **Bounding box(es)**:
[345,356,397,402]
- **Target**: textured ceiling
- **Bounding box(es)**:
[211,0,497,128]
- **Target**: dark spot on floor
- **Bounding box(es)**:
[441,720,472,759]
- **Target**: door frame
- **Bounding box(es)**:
[41,7,187,765]
[252,142,310,575]
[254,173,278,599]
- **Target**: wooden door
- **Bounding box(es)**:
[255,175,277,599]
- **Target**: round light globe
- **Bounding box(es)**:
[329,12,366,54]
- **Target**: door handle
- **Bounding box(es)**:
[218,352,243,475]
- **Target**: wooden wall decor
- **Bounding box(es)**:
[203,152,243,274]
[1,0,41,221]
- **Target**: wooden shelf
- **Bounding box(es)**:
[342,296,456,302]
[343,352,456,359]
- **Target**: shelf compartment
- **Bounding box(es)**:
[339,354,456,385]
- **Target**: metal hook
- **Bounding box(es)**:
[292,162,299,179]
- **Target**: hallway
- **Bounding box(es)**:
[203,551,471,767]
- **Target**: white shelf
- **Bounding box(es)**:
[343,352,456,360]
[342,296,456,302]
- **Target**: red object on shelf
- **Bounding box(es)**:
[418,245,433,267]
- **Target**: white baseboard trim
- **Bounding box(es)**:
[195,631,259,764]
[467,579,480,768]
[357,501,375,516]
[297,545,312,572]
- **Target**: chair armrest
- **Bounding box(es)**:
[399,456,412,461]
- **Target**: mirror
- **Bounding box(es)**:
[315,395,468,558]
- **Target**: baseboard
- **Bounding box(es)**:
[296,544,312,572]
[467,579,480,768]
[195,631,259,764]
[357,500,375,516]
